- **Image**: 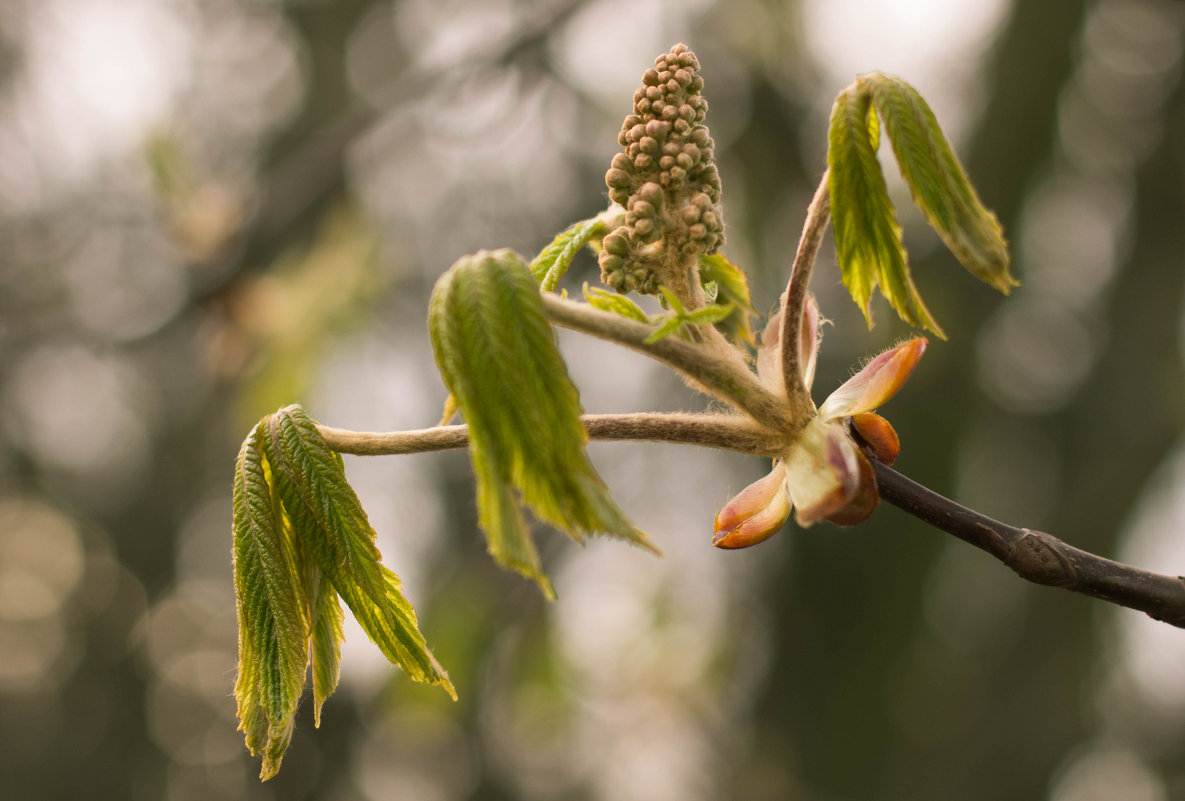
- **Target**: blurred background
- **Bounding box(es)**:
[3,0,1185,798]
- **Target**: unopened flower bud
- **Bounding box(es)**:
[631,200,654,218]
[638,183,664,207]
[601,43,726,295]
[714,465,791,549]
[603,232,630,256]
[817,338,928,421]
[850,412,901,465]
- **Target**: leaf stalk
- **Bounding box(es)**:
[778,171,831,421]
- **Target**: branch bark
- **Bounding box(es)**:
[317,414,1185,628]
[873,461,1185,627]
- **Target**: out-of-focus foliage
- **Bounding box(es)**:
[5,0,1185,800]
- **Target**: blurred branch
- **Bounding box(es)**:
[192,0,592,304]
[319,415,1185,628]
[873,461,1185,628]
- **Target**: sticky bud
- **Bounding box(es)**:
[850,412,900,465]
[823,448,879,526]
[713,465,791,549]
[817,338,927,421]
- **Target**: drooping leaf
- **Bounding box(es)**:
[307,561,343,728]
[429,250,656,596]
[859,73,1016,294]
[698,253,756,344]
[529,211,620,292]
[269,454,344,731]
[827,84,945,338]
[430,255,552,595]
[583,283,650,323]
[232,422,310,780]
[262,405,455,700]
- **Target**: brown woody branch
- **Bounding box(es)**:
[872,461,1185,627]
[318,415,1185,628]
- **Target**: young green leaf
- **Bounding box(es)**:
[698,253,756,344]
[266,471,343,730]
[583,283,651,323]
[307,563,343,728]
[644,302,735,343]
[429,250,656,596]
[232,422,310,780]
[530,211,620,292]
[438,392,460,426]
[644,314,689,344]
[261,405,456,700]
[685,303,735,326]
[859,73,1015,294]
[827,84,945,337]
[658,285,688,315]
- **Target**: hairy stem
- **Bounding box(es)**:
[318,412,790,458]
[670,260,743,355]
[661,250,707,314]
[539,293,796,432]
[316,413,1185,628]
[779,172,830,420]
[873,461,1185,628]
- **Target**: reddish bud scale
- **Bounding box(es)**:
[850,412,900,465]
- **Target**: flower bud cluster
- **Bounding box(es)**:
[600,44,724,294]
